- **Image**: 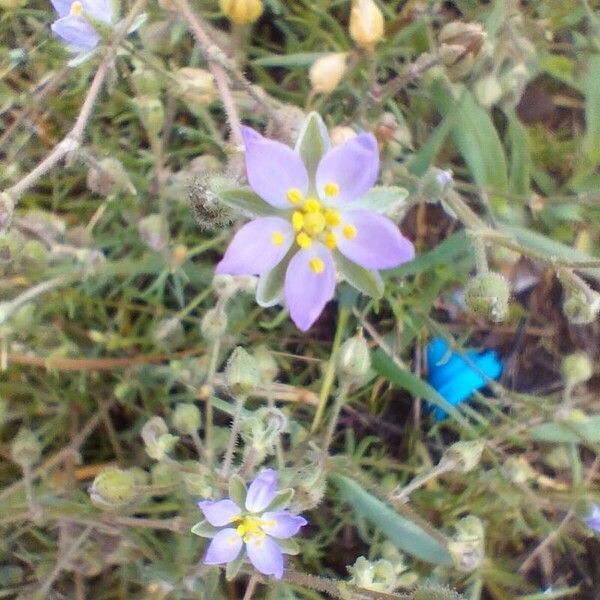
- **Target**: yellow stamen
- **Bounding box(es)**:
[292,211,304,232]
[296,232,313,249]
[287,188,303,205]
[70,0,83,15]
[303,212,326,236]
[309,257,325,274]
[324,209,342,227]
[271,231,284,246]
[235,516,267,542]
[342,224,357,239]
[325,232,337,249]
[324,182,340,197]
[303,198,321,213]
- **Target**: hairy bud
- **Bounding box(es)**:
[225,346,260,396]
[219,0,264,24]
[464,272,510,322]
[189,174,234,232]
[309,53,348,94]
[253,345,279,383]
[347,556,396,593]
[443,440,485,473]
[141,417,179,461]
[562,352,593,388]
[563,288,600,325]
[134,95,164,140]
[439,21,486,80]
[138,214,168,253]
[177,67,217,109]
[200,307,228,341]
[447,515,485,572]
[336,331,371,385]
[418,167,453,203]
[172,403,202,435]
[152,317,184,350]
[349,0,384,51]
[10,427,41,468]
[474,74,503,109]
[90,468,139,510]
[87,157,135,197]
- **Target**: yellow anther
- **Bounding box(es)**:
[70,0,83,15]
[309,257,325,274]
[324,182,340,197]
[296,232,313,249]
[303,198,321,213]
[292,211,305,232]
[271,231,284,246]
[325,232,337,249]
[287,188,303,205]
[324,209,342,227]
[342,224,357,239]
[304,212,326,236]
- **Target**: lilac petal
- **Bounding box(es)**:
[51,15,100,50]
[284,244,335,332]
[203,528,243,565]
[315,133,379,204]
[245,469,278,513]
[81,0,113,22]
[261,511,307,539]
[246,535,284,579]
[198,499,241,527]
[585,505,600,532]
[242,127,309,209]
[336,210,415,270]
[50,0,72,17]
[216,217,293,276]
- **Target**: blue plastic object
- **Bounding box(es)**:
[426,337,502,421]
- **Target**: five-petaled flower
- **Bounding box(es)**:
[50,0,114,51]
[194,469,306,579]
[215,118,415,331]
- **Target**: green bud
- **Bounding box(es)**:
[10,427,41,468]
[418,167,453,203]
[87,157,135,198]
[200,307,228,341]
[151,462,180,489]
[141,417,179,460]
[447,515,485,572]
[225,346,260,396]
[152,317,184,350]
[336,331,371,384]
[464,272,510,322]
[240,407,287,461]
[138,214,168,253]
[182,467,214,497]
[443,440,485,473]
[171,403,201,435]
[134,95,164,140]
[502,456,535,484]
[347,556,396,593]
[139,20,175,55]
[131,62,162,97]
[473,74,503,109]
[253,345,279,383]
[211,274,237,299]
[89,468,138,510]
[563,288,600,325]
[562,352,593,388]
[438,21,486,80]
[0,192,14,234]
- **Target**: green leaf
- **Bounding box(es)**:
[334,251,384,300]
[295,112,330,179]
[352,186,409,214]
[371,349,472,430]
[531,415,600,443]
[228,474,247,507]
[190,519,218,538]
[225,551,245,581]
[252,52,326,68]
[218,187,279,218]
[256,251,292,307]
[505,107,531,197]
[276,538,300,555]
[265,488,294,512]
[583,55,600,165]
[331,474,453,566]
[408,110,455,177]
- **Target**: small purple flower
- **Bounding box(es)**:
[194,469,307,579]
[50,0,114,51]
[215,121,415,331]
[585,504,600,532]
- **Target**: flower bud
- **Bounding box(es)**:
[10,427,41,468]
[348,556,396,593]
[151,462,180,489]
[253,345,279,383]
[336,331,371,384]
[139,20,175,55]
[89,468,138,510]
[211,274,237,299]
[0,192,14,234]
[240,406,287,462]
[563,288,600,325]
[464,272,510,322]
[447,515,485,572]
[182,467,214,497]
[330,126,357,146]
[134,95,164,140]
[561,352,593,388]
[349,0,384,51]
[177,67,216,109]
[171,403,201,435]
[438,22,486,80]
[418,167,453,203]
[141,417,179,460]
[473,74,503,109]
[219,0,264,24]
[131,62,162,96]
[200,307,228,341]
[87,157,135,198]
[443,440,484,473]
[309,53,348,94]
[502,456,535,484]
[225,347,260,396]
[152,317,184,350]
[138,214,168,253]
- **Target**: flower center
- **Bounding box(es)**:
[70,1,83,15]
[231,515,275,542]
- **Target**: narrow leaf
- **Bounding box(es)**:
[334,251,384,300]
[218,187,279,218]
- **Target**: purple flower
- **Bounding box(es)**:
[194,469,307,579]
[585,504,600,532]
[215,120,415,331]
[50,0,114,51]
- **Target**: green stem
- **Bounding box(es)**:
[322,382,350,452]
[311,307,349,433]
[221,394,247,478]
[204,338,222,463]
